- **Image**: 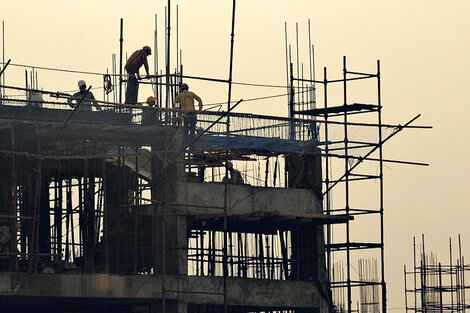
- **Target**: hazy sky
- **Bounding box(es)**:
[1,0,470,310]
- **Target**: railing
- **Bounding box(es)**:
[0,97,319,143]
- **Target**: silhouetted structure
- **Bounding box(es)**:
[0,4,429,313]
[404,235,470,313]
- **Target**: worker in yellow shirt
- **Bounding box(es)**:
[175,83,203,144]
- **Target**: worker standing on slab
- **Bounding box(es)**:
[222,161,245,184]
[175,83,203,144]
[124,46,152,104]
[68,80,100,111]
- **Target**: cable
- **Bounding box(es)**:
[231,81,289,88]
[5,86,104,97]
[0,61,109,76]
[202,89,309,107]
[0,61,314,90]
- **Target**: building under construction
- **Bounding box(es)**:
[0,4,429,313]
[404,236,470,312]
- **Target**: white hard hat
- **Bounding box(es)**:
[78,80,86,87]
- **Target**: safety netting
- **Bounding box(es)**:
[0,96,396,161]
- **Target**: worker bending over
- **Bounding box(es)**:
[175,83,203,145]
[68,80,100,111]
[125,46,151,104]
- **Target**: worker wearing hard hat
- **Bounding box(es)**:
[141,96,158,126]
[124,46,152,104]
[222,161,245,184]
[175,83,203,144]
[67,80,101,111]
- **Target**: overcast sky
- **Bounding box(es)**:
[1,0,470,310]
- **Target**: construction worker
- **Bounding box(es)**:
[142,96,158,126]
[175,83,203,144]
[222,161,245,184]
[27,91,44,108]
[125,46,152,104]
[68,80,100,111]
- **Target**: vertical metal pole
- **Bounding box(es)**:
[439,263,444,313]
[102,160,109,274]
[377,59,387,313]
[25,70,28,92]
[119,18,123,104]
[405,265,409,312]
[308,20,316,112]
[79,172,85,267]
[133,199,138,274]
[312,44,317,110]
[104,69,107,102]
[200,230,204,275]
[161,171,166,313]
[284,23,289,116]
[301,64,305,116]
[160,70,163,108]
[65,179,70,262]
[323,67,331,287]
[56,178,63,261]
[223,179,229,313]
[421,258,427,313]
[176,5,179,72]
[458,258,461,312]
[450,238,454,313]
[180,63,183,87]
[289,62,295,140]
[414,237,418,313]
[461,256,467,313]
[459,235,464,313]
[225,0,238,298]
[30,69,33,94]
[112,54,116,104]
[154,14,159,99]
[264,157,269,187]
[343,55,351,313]
[226,0,237,138]
[422,235,427,313]
[2,21,5,98]
[165,1,171,109]
[284,22,289,184]
[229,232,235,276]
[70,179,76,261]
[295,23,300,110]
[308,19,313,90]
[164,10,167,108]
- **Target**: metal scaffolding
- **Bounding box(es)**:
[284,21,429,311]
[404,235,470,312]
[0,2,431,313]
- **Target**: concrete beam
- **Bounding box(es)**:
[0,273,324,309]
[175,182,322,216]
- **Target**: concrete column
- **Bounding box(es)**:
[152,155,187,276]
[104,162,134,274]
[285,154,322,195]
[291,222,319,282]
